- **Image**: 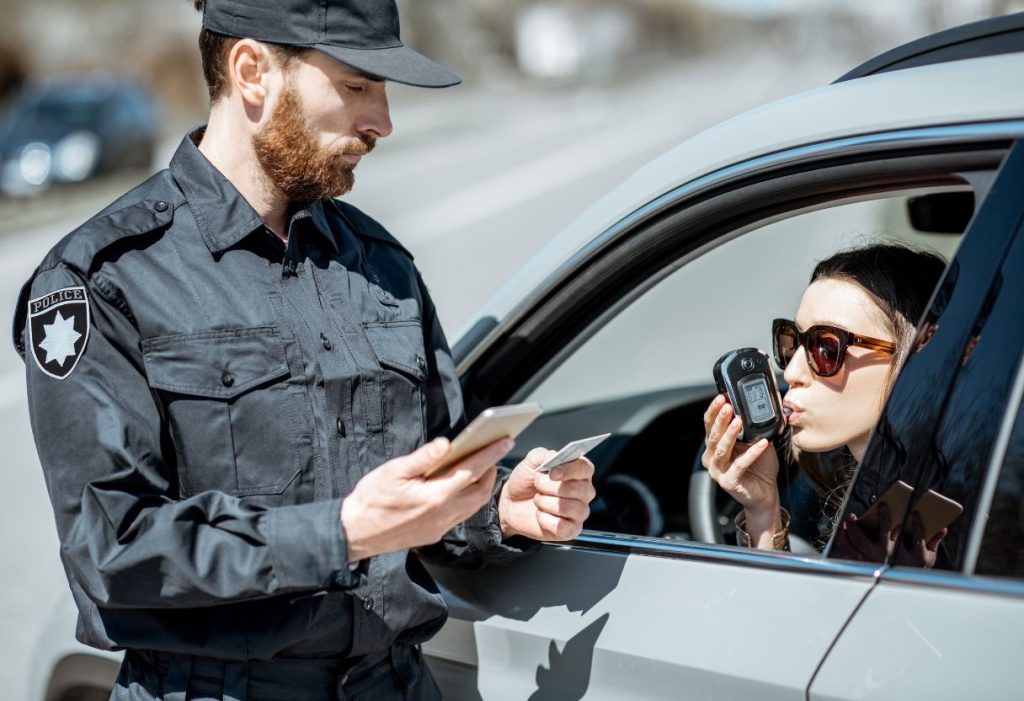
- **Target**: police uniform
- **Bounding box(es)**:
[14,130,533,700]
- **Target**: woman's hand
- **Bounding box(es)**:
[835,507,945,569]
[701,394,780,516]
[893,512,946,569]
[835,503,898,564]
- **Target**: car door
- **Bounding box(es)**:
[809,140,1024,701]
[422,126,1022,699]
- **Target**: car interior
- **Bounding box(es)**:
[501,186,974,552]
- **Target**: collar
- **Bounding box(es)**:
[169,128,265,253]
[326,198,414,260]
[168,128,338,255]
[305,200,341,254]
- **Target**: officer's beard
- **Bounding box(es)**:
[252,80,375,203]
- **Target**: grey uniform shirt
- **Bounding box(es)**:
[13,130,530,662]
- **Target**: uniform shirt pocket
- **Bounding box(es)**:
[142,326,306,497]
[363,320,428,383]
[362,320,428,456]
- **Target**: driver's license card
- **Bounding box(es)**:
[537,433,611,474]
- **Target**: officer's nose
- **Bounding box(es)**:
[360,84,393,140]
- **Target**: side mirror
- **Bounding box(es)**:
[907,191,975,234]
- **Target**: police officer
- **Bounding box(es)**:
[13,1,597,698]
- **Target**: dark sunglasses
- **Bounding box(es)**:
[772,318,896,378]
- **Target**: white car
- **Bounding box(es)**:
[30,13,1024,701]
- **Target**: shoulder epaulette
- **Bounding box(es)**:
[13,170,182,358]
[41,169,183,276]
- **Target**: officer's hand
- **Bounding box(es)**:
[497,448,597,542]
[341,437,512,562]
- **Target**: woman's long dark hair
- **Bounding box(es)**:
[790,243,947,535]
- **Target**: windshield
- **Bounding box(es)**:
[3,89,106,132]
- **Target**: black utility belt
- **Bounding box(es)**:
[126,644,424,700]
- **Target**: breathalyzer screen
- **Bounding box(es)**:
[740,376,774,423]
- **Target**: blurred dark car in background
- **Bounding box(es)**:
[0,77,157,196]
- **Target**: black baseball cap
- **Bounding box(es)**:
[202,0,462,88]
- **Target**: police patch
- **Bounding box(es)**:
[27,286,90,380]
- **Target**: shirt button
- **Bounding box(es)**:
[321,334,333,351]
[221,371,235,388]
[336,417,346,437]
[154,200,169,212]
[363,597,374,612]
[416,355,426,371]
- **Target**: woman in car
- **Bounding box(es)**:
[701,243,946,559]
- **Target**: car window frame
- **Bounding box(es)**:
[459,123,1022,412]
[457,121,1024,574]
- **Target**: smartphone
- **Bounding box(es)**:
[537,433,611,474]
[424,402,544,478]
[912,489,963,542]
[857,480,914,536]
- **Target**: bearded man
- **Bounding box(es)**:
[13,1,596,698]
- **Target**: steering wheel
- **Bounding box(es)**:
[688,443,815,553]
[587,473,664,537]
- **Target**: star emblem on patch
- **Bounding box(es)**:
[28,286,90,380]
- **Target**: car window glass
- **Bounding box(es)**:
[827,146,1024,573]
[115,88,153,128]
[528,197,961,412]
[519,189,964,548]
[975,375,1024,579]
[129,91,155,127]
[11,91,105,130]
[106,95,136,130]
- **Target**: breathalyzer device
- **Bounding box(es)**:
[712,348,785,444]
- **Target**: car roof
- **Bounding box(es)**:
[835,11,1024,82]
[463,49,1024,342]
[14,75,146,102]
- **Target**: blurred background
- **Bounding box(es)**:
[1,1,1021,699]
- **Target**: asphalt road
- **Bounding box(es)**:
[0,48,847,700]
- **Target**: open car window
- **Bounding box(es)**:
[528,194,963,412]
[517,188,966,550]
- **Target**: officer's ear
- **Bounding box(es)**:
[225,38,274,111]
